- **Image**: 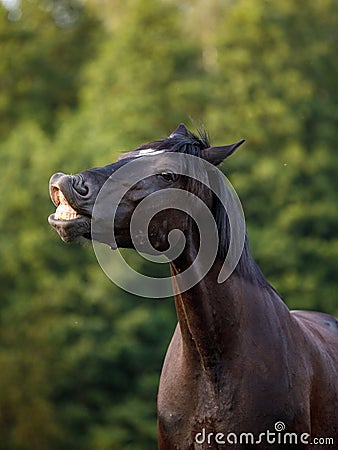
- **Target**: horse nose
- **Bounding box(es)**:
[49,172,66,188]
[49,172,90,205]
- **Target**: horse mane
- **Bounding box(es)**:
[135,127,211,156]
[132,129,271,288]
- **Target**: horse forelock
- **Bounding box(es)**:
[118,128,210,161]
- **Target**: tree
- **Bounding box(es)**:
[0,0,102,138]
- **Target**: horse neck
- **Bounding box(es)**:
[169,243,278,374]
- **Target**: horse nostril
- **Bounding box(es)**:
[72,175,89,197]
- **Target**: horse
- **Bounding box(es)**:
[48,124,338,449]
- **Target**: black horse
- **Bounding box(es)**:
[49,124,338,449]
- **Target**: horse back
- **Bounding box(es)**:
[291,310,338,337]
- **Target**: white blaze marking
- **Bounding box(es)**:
[137,148,165,156]
[118,148,165,161]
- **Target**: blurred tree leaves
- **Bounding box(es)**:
[0,0,337,449]
[0,0,102,137]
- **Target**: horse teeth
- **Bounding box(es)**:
[54,201,79,221]
[55,212,78,220]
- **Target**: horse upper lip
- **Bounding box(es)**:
[50,185,61,207]
[49,174,79,211]
[49,173,71,204]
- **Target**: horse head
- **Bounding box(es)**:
[48,124,244,255]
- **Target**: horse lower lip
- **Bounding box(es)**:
[48,213,91,243]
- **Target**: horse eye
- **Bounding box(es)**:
[159,170,178,182]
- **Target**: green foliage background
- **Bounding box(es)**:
[0,0,337,448]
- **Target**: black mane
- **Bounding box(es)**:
[136,128,210,156]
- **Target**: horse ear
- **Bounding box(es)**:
[201,139,245,165]
[169,123,190,138]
